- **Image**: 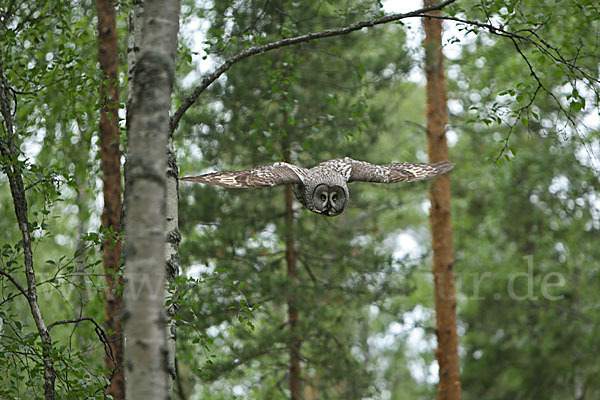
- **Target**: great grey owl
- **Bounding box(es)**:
[181,157,454,216]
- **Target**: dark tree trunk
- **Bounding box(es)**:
[284,153,302,400]
[96,1,125,398]
[422,2,462,399]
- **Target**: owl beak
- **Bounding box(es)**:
[324,204,336,217]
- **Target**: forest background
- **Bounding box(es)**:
[1,0,599,399]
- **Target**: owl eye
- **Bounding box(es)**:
[331,194,337,202]
[320,193,327,202]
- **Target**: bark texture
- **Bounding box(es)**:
[284,153,302,400]
[128,0,180,394]
[164,132,181,394]
[122,0,180,399]
[0,51,56,400]
[422,3,462,400]
[96,1,125,398]
[126,0,144,114]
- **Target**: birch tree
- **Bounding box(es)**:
[122,0,180,398]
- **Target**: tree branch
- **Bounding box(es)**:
[0,269,30,300]
[411,13,600,86]
[47,316,123,384]
[170,0,458,132]
[414,11,598,162]
[47,316,102,331]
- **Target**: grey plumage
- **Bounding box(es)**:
[181,157,454,216]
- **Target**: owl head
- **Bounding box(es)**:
[310,183,347,216]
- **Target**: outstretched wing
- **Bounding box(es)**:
[341,157,454,183]
[181,162,306,188]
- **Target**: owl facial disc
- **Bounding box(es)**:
[313,184,346,216]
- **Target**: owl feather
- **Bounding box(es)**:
[180,162,305,188]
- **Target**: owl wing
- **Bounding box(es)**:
[337,157,454,183]
[181,162,307,188]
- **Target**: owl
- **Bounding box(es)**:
[181,157,454,216]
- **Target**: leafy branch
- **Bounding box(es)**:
[415,12,599,87]
[416,10,598,162]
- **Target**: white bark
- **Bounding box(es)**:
[126,0,144,116]
[123,0,180,399]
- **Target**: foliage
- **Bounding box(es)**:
[450,0,600,161]
[447,3,600,397]
[0,1,128,397]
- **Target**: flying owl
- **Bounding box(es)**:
[181,157,454,216]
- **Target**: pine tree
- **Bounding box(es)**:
[423,2,461,398]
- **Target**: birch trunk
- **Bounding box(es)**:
[422,2,462,399]
[123,0,180,399]
[126,0,144,114]
[164,131,181,395]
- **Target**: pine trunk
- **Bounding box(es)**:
[422,2,462,399]
[96,1,125,398]
[284,154,302,400]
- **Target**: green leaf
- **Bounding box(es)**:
[570,101,583,112]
